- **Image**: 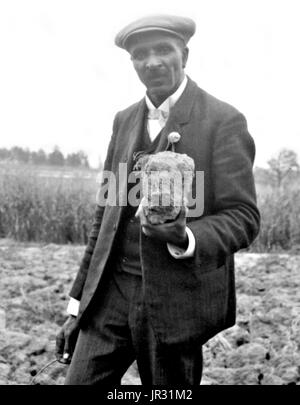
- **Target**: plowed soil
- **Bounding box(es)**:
[0,239,299,385]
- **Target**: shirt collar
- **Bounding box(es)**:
[145,75,188,114]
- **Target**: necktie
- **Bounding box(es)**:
[148,109,169,127]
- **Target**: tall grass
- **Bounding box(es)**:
[0,164,97,244]
[0,163,300,252]
[249,186,300,253]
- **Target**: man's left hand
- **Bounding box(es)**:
[136,206,188,248]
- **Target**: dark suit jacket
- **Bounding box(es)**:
[69,77,260,345]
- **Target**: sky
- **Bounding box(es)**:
[0,0,299,168]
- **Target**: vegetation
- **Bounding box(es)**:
[0,146,90,168]
[267,149,299,188]
[250,149,300,253]
[250,186,300,252]
[0,163,98,244]
[0,148,299,252]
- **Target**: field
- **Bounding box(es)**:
[0,163,98,244]
[0,163,300,385]
[0,239,299,385]
[1,162,300,252]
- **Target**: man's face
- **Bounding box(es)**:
[128,32,188,106]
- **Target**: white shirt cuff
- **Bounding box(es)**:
[167,226,196,259]
[67,297,80,317]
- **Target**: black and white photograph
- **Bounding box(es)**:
[0,0,299,388]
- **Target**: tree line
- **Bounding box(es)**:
[255,148,300,188]
[0,146,90,168]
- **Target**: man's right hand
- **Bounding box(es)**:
[55,315,80,364]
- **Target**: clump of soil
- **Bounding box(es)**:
[0,239,299,385]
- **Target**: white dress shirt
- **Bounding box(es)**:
[67,75,196,317]
[145,75,188,141]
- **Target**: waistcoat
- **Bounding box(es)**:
[116,119,163,275]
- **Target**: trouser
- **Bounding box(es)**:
[64,267,203,385]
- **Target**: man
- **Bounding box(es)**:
[56,14,260,385]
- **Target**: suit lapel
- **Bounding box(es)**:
[115,99,146,211]
[125,99,147,170]
[169,76,198,125]
[124,77,198,162]
[153,77,199,151]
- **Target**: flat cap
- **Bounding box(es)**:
[115,14,196,51]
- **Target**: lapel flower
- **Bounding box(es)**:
[166,132,181,152]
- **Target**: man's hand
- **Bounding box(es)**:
[136,205,188,248]
[56,315,80,364]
